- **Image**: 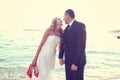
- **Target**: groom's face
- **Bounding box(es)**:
[63,13,69,24]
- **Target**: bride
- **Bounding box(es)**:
[27,17,63,80]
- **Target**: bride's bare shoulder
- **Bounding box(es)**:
[46,27,52,31]
[45,28,52,32]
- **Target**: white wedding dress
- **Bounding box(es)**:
[37,35,60,80]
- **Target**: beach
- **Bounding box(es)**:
[0,29,120,80]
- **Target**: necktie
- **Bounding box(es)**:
[67,25,70,30]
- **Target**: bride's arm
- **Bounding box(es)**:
[58,29,64,51]
[32,28,50,64]
[58,38,62,51]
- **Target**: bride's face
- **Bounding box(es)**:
[56,18,63,28]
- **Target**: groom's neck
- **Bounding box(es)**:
[67,18,74,25]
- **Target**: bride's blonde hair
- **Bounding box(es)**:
[50,17,58,30]
[50,17,63,37]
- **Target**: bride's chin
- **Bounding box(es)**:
[60,24,63,26]
[58,24,63,27]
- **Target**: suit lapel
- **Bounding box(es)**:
[63,20,77,43]
[67,20,77,38]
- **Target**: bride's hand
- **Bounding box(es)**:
[32,59,37,66]
[59,58,64,65]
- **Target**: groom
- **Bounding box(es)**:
[59,9,86,80]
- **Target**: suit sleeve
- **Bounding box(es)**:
[59,38,65,59]
[73,23,86,66]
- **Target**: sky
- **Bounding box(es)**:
[0,0,120,51]
[0,0,120,31]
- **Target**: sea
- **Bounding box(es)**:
[0,28,120,80]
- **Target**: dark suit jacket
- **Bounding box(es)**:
[59,20,86,66]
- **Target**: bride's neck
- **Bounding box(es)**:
[54,28,59,32]
[53,26,61,32]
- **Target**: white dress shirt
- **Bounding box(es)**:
[68,19,75,29]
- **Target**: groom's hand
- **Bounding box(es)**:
[59,59,64,65]
[71,64,78,71]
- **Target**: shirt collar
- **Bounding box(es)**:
[69,19,75,26]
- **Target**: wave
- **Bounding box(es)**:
[23,29,42,32]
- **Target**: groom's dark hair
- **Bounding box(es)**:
[65,9,75,18]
